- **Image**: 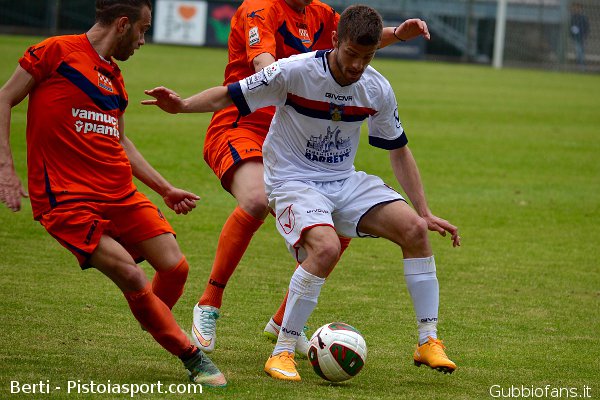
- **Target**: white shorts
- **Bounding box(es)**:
[267,171,405,261]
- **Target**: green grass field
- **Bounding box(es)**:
[1,34,599,399]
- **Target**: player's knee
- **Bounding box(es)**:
[117,264,148,292]
[403,217,429,247]
[155,241,184,270]
[311,240,341,269]
[238,192,269,219]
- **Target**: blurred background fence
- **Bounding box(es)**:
[0,0,598,72]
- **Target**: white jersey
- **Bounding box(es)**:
[227,50,407,187]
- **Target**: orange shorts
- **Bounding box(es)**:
[203,125,265,190]
[39,191,175,268]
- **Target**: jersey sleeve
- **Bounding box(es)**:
[245,3,278,65]
[18,37,64,83]
[227,61,287,116]
[368,84,408,150]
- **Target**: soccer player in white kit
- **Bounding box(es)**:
[144,4,461,382]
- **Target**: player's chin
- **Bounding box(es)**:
[346,71,363,83]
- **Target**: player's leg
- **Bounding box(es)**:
[264,182,340,381]
[131,233,188,310]
[89,235,226,387]
[108,192,188,311]
[264,235,351,357]
[358,201,456,373]
[199,158,268,308]
[39,203,225,386]
[265,225,340,381]
[269,236,351,326]
[193,159,267,352]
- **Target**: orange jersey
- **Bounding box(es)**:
[205,0,340,147]
[19,34,135,219]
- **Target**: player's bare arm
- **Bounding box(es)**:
[142,86,232,114]
[253,53,277,72]
[389,146,461,247]
[0,66,33,212]
[250,20,430,72]
[380,19,430,48]
[118,117,200,215]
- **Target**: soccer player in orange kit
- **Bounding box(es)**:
[193,0,431,357]
[0,0,225,387]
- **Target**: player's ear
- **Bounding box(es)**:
[116,16,131,34]
[332,31,339,48]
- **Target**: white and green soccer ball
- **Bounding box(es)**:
[308,322,367,382]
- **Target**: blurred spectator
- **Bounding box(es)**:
[570,2,589,66]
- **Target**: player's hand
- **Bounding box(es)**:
[395,18,431,41]
[162,187,200,215]
[0,168,28,212]
[423,214,461,247]
[142,87,184,114]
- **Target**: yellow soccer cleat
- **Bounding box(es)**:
[263,318,310,359]
[264,351,301,381]
[413,337,457,374]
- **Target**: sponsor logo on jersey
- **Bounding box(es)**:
[72,108,120,138]
[245,63,279,90]
[246,8,265,20]
[249,26,260,46]
[326,93,353,102]
[304,126,351,164]
[97,72,114,93]
[246,70,267,90]
[264,62,281,82]
[27,45,45,60]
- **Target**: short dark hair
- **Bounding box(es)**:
[95,0,152,25]
[337,5,383,46]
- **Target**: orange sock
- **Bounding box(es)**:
[272,291,289,326]
[199,206,264,308]
[272,236,352,326]
[124,283,192,357]
[152,256,189,310]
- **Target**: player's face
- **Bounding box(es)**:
[113,6,152,61]
[331,38,378,85]
[284,0,314,12]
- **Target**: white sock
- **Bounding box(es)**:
[404,256,439,345]
[273,266,325,356]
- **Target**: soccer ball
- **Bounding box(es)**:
[308,322,367,382]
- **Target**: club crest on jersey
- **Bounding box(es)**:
[249,26,260,46]
[278,205,295,235]
[329,103,344,121]
[97,72,114,93]
[296,22,311,44]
